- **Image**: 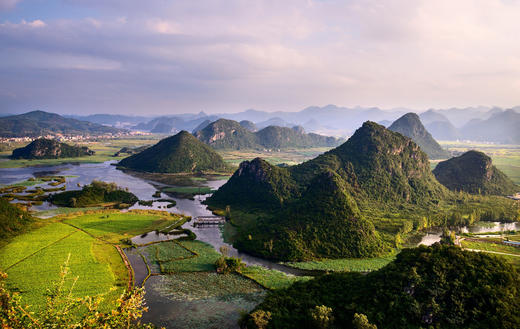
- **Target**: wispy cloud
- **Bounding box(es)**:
[0,0,519,114]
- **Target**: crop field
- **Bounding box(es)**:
[0,210,181,309]
[285,254,397,272]
[240,266,312,290]
[62,210,182,243]
[219,147,332,167]
[0,137,159,169]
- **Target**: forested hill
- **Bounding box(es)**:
[194,118,342,150]
[11,138,95,159]
[117,131,230,173]
[388,112,450,159]
[206,121,451,261]
[242,244,520,329]
[433,150,519,195]
[0,111,124,137]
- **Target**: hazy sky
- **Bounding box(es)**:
[1,0,519,115]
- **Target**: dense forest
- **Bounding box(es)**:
[242,244,520,329]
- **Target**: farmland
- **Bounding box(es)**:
[0,210,182,309]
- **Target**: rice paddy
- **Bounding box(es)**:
[0,210,182,309]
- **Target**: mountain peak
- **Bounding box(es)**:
[118,130,229,173]
[388,113,450,160]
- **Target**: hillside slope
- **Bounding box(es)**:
[118,131,230,173]
[388,113,450,159]
[207,122,450,261]
[242,245,520,329]
[11,138,95,159]
[433,150,518,195]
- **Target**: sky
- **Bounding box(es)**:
[1,0,519,115]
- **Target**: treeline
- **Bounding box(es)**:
[242,245,520,329]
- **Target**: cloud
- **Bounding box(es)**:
[0,0,20,11]
[1,0,520,114]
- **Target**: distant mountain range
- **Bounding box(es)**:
[193,119,342,150]
[5,106,520,143]
[0,111,125,138]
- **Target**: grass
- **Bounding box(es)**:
[62,210,183,244]
[0,209,182,309]
[284,254,397,272]
[240,266,312,290]
[461,239,520,268]
[461,239,520,255]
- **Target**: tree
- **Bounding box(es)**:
[352,313,377,329]
[310,305,334,329]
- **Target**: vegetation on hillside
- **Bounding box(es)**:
[433,150,518,195]
[118,131,231,173]
[49,181,138,208]
[0,198,32,240]
[208,122,452,261]
[388,112,450,159]
[208,122,520,261]
[195,118,342,150]
[242,245,520,329]
[11,138,95,159]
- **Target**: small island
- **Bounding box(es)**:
[49,180,138,208]
[11,138,95,160]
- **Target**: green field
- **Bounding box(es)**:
[144,239,314,290]
[461,239,520,267]
[0,209,182,309]
[285,254,397,272]
[240,266,312,290]
[219,147,333,167]
[0,137,159,169]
